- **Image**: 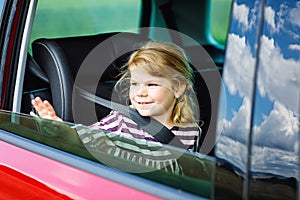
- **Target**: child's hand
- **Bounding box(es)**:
[31,97,63,122]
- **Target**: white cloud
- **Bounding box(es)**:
[216,100,299,178]
[215,135,248,173]
[216,33,299,178]
[264,4,287,33]
[223,34,256,97]
[251,101,299,178]
[289,1,300,27]
[221,34,299,143]
[289,44,300,51]
[216,2,300,179]
[233,2,250,31]
[232,1,259,32]
[216,133,299,178]
[222,34,299,148]
[258,35,300,113]
[265,2,299,39]
[265,6,276,31]
[251,144,299,178]
[253,101,299,152]
[220,97,251,143]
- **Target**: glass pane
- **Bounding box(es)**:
[0,0,5,18]
[210,0,232,46]
[249,0,300,199]
[0,110,215,198]
[214,0,263,198]
[29,0,140,52]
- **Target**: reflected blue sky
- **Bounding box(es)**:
[216,0,300,179]
[215,0,261,175]
[251,0,299,178]
[0,0,4,16]
[265,1,300,60]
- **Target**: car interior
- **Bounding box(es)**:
[20,0,230,153]
[22,32,149,122]
[21,31,214,150]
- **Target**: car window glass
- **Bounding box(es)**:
[0,0,5,18]
[214,0,263,198]
[210,0,232,47]
[249,0,300,199]
[0,110,215,198]
[148,0,231,49]
[29,0,140,53]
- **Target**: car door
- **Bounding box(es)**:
[214,0,300,199]
[249,0,300,199]
[0,0,217,199]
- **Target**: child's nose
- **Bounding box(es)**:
[136,86,148,96]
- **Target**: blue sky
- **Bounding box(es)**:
[222,0,299,125]
[265,0,300,60]
[216,0,300,179]
[0,0,4,15]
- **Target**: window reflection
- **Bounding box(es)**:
[249,0,300,198]
[0,110,215,198]
[214,0,263,198]
[215,0,299,199]
[0,1,4,15]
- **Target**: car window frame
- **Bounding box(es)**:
[12,0,37,113]
[0,109,214,199]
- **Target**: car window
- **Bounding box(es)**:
[210,0,232,46]
[0,0,5,18]
[29,0,140,53]
[214,0,300,199]
[0,110,215,198]
[214,0,263,198]
[1,0,234,198]
[249,0,300,198]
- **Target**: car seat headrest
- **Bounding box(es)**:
[32,32,149,123]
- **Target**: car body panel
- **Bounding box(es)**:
[0,0,299,199]
[0,115,208,199]
[215,0,300,199]
[0,131,171,200]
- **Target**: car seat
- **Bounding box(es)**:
[31,32,149,124]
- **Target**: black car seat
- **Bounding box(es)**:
[22,53,52,115]
[31,32,149,124]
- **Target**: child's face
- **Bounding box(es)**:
[129,67,177,124]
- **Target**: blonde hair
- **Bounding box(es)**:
[115,41,199,126]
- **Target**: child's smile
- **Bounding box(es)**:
[129,66,177,125]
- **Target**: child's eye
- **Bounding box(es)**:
[147,83,159,87]
[130,82,138,86]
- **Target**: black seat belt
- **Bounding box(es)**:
[76,86,187,149]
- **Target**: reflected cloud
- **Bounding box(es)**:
[232,1,259,32]
[265,5,286,33]
[253,101,299,152]
[220,97,251,143]
[289,44,300,51]
[265,1,300,39]
[223,33,256,97]
[258,35,300,113]
[251,143,299,179]
[265,6,277,32]
[215,134,247,173]
[216,0,300,179]
[289,1,300,27]
[216,132,299,179]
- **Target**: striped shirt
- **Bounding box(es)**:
[78,110,201,174]
[90,110,200,150]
